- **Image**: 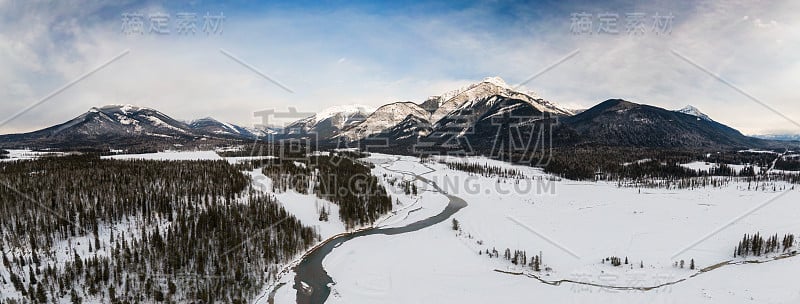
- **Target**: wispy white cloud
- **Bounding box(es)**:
[0,0,797,135]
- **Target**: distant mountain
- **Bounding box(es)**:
[337,102,430,141]
[370,98,775,155]
[427,76,572,123]
[567,108,587,115]
[189,117,263,138]
[284,104,374,139]
[675,105,713,122]
[361,114,432,149]
[753,134,800,142]
[0,78,789,154]
[0,105,252,150]
[431,95,551,156]
[0,105,192,148]
[336,77,572,143]
[557,99,760,148]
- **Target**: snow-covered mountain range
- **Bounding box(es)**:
[0,77,784,151]
[337,76,573,143]
[0,104,263,150]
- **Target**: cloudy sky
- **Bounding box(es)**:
[0,0,797,135]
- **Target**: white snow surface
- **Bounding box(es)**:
[102,150,222,161]
[102,150,283,164]
[680,161,763,174]
[22,150,799,304]
[247,169,346,239]
[0,149,66,161]
[303,153,800,304]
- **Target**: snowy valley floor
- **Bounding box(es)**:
[264,153,800,304]
[95,150,800,303]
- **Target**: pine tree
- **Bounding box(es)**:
[36,283,47,303]
[70,288,81,304]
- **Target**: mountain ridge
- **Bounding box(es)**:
[0,78,790,152]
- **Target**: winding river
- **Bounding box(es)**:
[290,161,468,304]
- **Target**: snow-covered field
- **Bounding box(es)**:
[101,150,277,164]
[283,153,800,304]
[0,149,66,161]
[680,161,765,174]
[9,149,798,303]
[101,150,223,161]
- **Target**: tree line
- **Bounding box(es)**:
[481,246,544,272]
[439,160,526,179]
[543,148,799,186]
[734,232,796,257]
[775,155,800,171]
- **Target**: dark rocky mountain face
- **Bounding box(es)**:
[355,97,776,158]
[556,99,764,148]
[418,98,441,114]
[355,95,554,157]
[359,114,432,152]
[422,95,547,155]
[188,117,264,139]
[0,105,191,149]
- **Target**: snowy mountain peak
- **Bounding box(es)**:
[284,104,376,137]
[315,104,376,122]
[191,117,218,123]
[481,76,512,90]
[428,77,572,122]
[336,102,430,141]
[94,104,148,114]
[480,76,544,100]
[676,105,713,121]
